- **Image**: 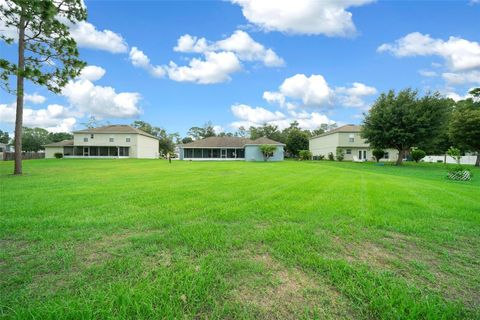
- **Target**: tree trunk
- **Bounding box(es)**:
[396,149,404,166]
[13,15,26,175]
[476,153,480,167]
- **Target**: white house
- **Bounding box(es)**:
[309,125,399,162]
[44,125,159,159]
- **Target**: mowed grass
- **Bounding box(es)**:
[0,159,479,319]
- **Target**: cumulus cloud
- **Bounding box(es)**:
[378,32,480,72]
[335,82,377,109]
[167,51,241,84]
[129,47,166,78]
[230,0,374,36]
[442,70,480,85]
[69,21,128,53]
[62,65,142,118]
[418,70,438,77]
[279,74,333,106]
[24,93,46,104]
[230,104,335,130]
[0,102,77,132]
[173,30,284,67]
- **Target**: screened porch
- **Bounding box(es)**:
[183,148,245,160]
[63,146,130,158]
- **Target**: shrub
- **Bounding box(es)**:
[447,147,461,165]
[54,153,63,159]
[328,152,335,161]
[336,149,345,162]
[259,144,277,161]
[372,149,385,162]
[299,150,312,160]
[411,149,426,163]
[318,155,325,160]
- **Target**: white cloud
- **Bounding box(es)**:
[335,82,377,109]
[230,0,374,36]
[69,21,128,53]
[213,125,225,134]
[378,32,480,72]
[174,30,284,67]
[62,67,142,118]
[129,47,166,78]
[442,70,480,85]
[174,34,209,53]
[78,65,106,81]
[167,51,241,84]
[0,102,77,132]
[418,70,438,77]
[277,74,333,106]
[24,93,46,104]
[230,104,335,130]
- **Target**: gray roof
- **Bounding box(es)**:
[44,139,74,147]
[181,136,284,148]
[73,125,159,140]
[310,125,361,139]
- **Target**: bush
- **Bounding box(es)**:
[411,149,426,163]
[447,166,472,181]
[299,150,312,160]
[328,152,335,161]
[336,149,345,162]
[372,148,385,162]
[318,155,325,160]
[447,147,461,164]
[54,153,63,159]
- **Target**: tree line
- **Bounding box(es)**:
[362,88,480,166]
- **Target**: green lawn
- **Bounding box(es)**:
[1,159,479,319]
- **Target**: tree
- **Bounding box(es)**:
[187,121,216,140]
[0,130,9,144]
[411,149,426,163]
[48,131,73,142]
[361,89,451,165]
[286,128,309,157]
[1,0,87,174]
[249,123,284,142]
[22,127,49,151]
[181,137,193,144]
[372,148,385,162]
[449,88,480,166]
[132,121,179,155]
[81,116,105,129]
[259,144,277,161]
[235,126,247,138]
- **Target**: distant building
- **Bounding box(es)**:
[179,136,285,161]
[309,125,399,162]
[0,143,14,153]
[43,125,159,159]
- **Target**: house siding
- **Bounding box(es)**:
[136,134,159,159]
[245,145,284,162]
[45,147,63,158]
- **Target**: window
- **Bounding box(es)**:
[90,134,94,139]
[346,149,352,155]
[83,137,88,142]
[236,148,245,158]
[384,152,389,159]
[126,137,131,142]
[119,147,129,157]
[348,134,354,143]
[184,148,193,158]
[109,137,114,142]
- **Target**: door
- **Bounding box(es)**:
[358,150,367,161]
[83,147,89,157]
[221,149,227,158]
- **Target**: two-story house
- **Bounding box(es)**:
[44,125,159,159]
[309,125,399,162]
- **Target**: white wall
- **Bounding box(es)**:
[136,134,159,159]
[45,147,63,158]
[424,155,477,165]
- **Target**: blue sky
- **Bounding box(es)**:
[1,0,479,136]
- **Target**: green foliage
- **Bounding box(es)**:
[249,123,284,143]
[449,94,480,166]
[328,152,335,161]
[298,150,312,160]
[362,89,452,165]
[286,129,309,157]
[132,121,179,155]
[411,149,426,163]
[447,147,462,165]
[22,127,50,151]
[53,152,63,159]
[372,148,385,162]
[181,137,193,144]
[187,121,217,140]
[48,132,73,143]
[0,129,9,144]
[259,144,277,161]
[336,148,345,161]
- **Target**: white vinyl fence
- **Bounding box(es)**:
[423,155,477,165]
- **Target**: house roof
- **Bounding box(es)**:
[73,125,159,139]
[43,139,74,147]
[310,125,361,139]
[181,136,284,148]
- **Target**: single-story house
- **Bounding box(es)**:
[179,136,285,161]
[309,125,399,162]
[43,125,160,159]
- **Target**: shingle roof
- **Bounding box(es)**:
[73,125,159,139]
[181,136,284,148]
[43,139,74,147]
[310,125,361,139]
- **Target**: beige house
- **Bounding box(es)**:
[44,125,159,159]
[309,125,399,162]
